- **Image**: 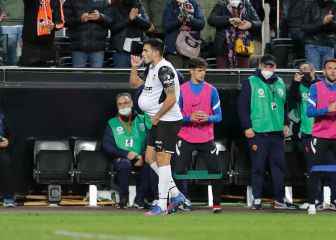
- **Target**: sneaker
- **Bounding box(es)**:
[3,198,16,208]
[178,198,192,212]
[308,204,316,215]
[144,205,167,216]
[167,193,186,213]
[133,202,145,210]
[328,201,336,211]
[212,205,222,213]
[299,202,310,210]
[251,199,262,210]
[273,201,297,210]
[117,198,128,209]
[316,202,326,211]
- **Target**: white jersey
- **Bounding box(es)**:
[138,59,183,122]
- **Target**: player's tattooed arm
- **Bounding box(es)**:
[152,66,177,125]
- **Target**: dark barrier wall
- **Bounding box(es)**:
[0,68,306,193]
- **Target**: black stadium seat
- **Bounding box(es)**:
[33,140,74,184]
[74,140,113,185]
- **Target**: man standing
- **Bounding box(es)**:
[0,0,24,65]
[103,93,151,209]
[302,0,336,70]
[130,38,187,216]
[288,63,326,209]
[307,59,336,215]
[238,54,292,210]
[19,0,64,66]
[176,57,223,213]
[63,0,112,68]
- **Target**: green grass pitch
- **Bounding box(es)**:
[0,211,336,240]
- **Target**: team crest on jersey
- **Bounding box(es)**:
[258,88,265,97]
[277,88,284,97]
[139,123,145,131]
[302,92,308,100]
[116,126,124,134]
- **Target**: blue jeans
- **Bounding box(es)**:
[0,25,23,65]
[72,51,104,68]
[112,52,131,68]
[305,44,335,70]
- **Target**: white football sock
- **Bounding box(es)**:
[158,165,170,210]
[166,165,180,198]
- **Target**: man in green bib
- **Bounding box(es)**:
[238,55,293,210]
[288,62,324,208]
[103,92,152,209]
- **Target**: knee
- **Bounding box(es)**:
[115,158,132,171]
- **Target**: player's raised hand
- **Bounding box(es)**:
[131,55,143,68]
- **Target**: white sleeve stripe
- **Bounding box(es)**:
[212,102,221,110]
[307,98,316,106]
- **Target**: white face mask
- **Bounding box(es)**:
[229,0,242,8]
[261,70,274,80]
[119,107,132,116]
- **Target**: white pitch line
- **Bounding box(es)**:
[55,230,153,240]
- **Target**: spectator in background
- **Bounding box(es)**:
[249,0,265,56]
[238,55,293,210]
[163,0,205,69]
[0,0,24,65]
[103,93,151,209]
[281,0,313,60]
[208,0,261,69]
[142,0,166,38]
[19,0,64,67]
[64,0,112,68]
[303,0,336,70]
[0,110,15,207]
[108,0,150,68]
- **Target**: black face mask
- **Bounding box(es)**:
[122,0,137,6]
[302,73,312,84]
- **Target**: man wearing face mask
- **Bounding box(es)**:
[306,59,336,215]
[238,54,293,210]
[288,63,326,209]
[103,93,151,209]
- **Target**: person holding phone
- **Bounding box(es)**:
[107,0,150,68]
[303,0,336,70]
[63,0,112,68]
[208,0,261,69]
[0,110,15,207]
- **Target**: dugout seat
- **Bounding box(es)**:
[74,139,113,185]
[33,139,74,184]
[173,140,231,183]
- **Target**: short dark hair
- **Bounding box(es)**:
[116,92,132,103]
[189,57,208,69]
[260,54,277,66]
[143,38,164,56]
[324,59,336,68]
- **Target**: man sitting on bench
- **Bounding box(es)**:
[103,93,152,209]
[175,57,223,213]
